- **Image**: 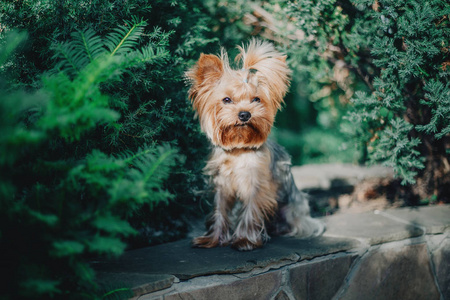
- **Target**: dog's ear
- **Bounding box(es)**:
[186,54,223,101]
[195,54,224,83]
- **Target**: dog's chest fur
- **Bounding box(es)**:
[204,145,275,201]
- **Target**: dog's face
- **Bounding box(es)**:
[186,40,291,150]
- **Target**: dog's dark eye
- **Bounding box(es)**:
[252,97,261,103]
[222,97,233,104]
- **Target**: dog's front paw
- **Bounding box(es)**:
[192,233,230,248]
[192,236,220,248]
[231,238,263,251]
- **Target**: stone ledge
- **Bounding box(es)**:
[93,236,359,281]
[94,204,450,299]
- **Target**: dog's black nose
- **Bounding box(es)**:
[238,111,251,122]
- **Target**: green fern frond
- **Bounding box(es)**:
[52,28,106,77]
[120,45,170,70]
[52,41,84,76]
[52,17,149,76]
[75,28,105,62]
[105,17,148,56]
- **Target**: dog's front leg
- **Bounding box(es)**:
[231,184,278,251]
[192,189,234,248]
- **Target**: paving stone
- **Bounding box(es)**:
[429,235,450,299]
[97,272,174,296]
[164,270,282,300]
[289,254,357,300]
[93,236,358,282]
[324,211,423,245]
[382,204,450,234]
[340,243,440,300]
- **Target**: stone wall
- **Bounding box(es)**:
[95,205,450,300]
[138,235,448,300]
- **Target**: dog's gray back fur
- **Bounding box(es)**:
[267,140,325,237]
[267,139,296,205]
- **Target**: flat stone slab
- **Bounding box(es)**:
[93,236,358,281]
[380,204,450,234]
[323,211,424,245]
[97,273,174,296]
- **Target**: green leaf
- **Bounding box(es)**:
[52,240,85,257]
[72,261,96,283]
[87,236,126,256]
[105,17,148,56]
[20,279,61,296]
[92,214,136,236]
[28,210,58,227]
[77,28,105,62]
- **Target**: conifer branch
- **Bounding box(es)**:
[110,22,140,56]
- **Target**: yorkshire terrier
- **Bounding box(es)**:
[186,39,325,251]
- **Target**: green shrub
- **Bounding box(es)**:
[262,0,450,202]
[0,23,185,298]
[343,0,450,201]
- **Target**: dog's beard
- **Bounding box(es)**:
[217,119,271,149]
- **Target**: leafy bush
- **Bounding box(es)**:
[343,0,450,202]
[0,20,187,298]
[258,0,450,202]
[0,27,172,300]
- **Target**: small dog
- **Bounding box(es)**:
[186,39,325,251]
